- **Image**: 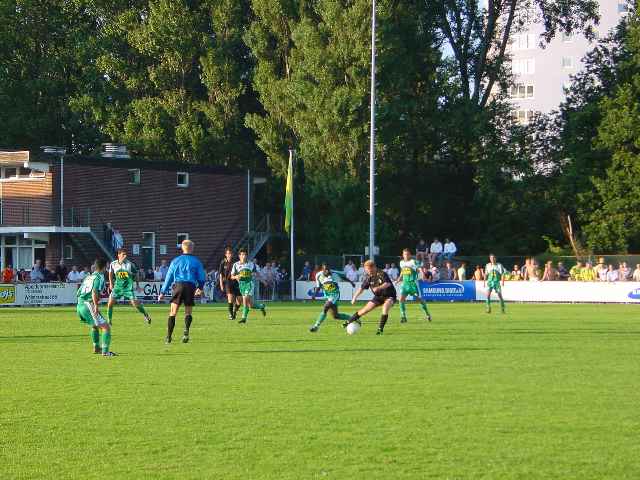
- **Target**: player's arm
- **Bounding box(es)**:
[194,259,206,296]
[218,261,225,291]
[351,286,364,304]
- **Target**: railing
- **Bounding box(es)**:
[233,215,272,259]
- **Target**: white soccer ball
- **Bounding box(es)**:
[346,322,361,335]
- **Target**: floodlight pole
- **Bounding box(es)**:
[289,149,295,301]
[368,0,377,261]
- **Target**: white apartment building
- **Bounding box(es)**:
[509,0,630,122]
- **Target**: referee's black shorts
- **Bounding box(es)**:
[171,282,196,306]
[224,279,241,297]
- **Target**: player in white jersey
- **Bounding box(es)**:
[309,264,355,332]
[230,249,267,324]
[396,248,432,323]
[484,254,506,314]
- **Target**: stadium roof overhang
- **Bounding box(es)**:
[0,226,91,234]
[0,151,50,172]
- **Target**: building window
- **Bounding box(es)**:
[64,245,73,260]
[562,56,574,69]
[177,233,189,248]
[512,59,535,75]
[512,33,536,51]
[618,2,629,13]
[510,84,534,99]
[514,109,535,125]
[142,232,155,269]
[177,172,189,188]
[128,169,141,185]
[0,167,44,179]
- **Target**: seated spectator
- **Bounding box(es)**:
[605,264,619,282]
[569,261,583,281]
[43,263,56,282]
[159,259,169,280]
[524,258,539,281]
[346,263,359,283]
[55,260,68,282]
[2,264,15,283]
[510,265,522,281]
[633,264,640,281]
[443,238,457,261]
[580,262,597,281]
[298,261,312,281]
[557,262,569,280]
[420,263,433,282]
[618,262,631,281]
[457,261,467,281]
[473,265,484,281]
[153,266,163,281]
[17,269,28,282]
[66,265,82,282]
[429,238,443,264]
[542,261,559,281]
[388,263,399,281]
[416,238,428,262]
[30,260,45,283]
[443,261,456,280]
[310,264,321,282]
[520,258,529,279]
[430,264,441,281]
[383,263,391,276]
[78,267,88,280]
[145,268,155,281]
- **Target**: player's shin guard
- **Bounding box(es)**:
[90,328,100,349]
[399,301,407,318]
[242,306,249,321]
[378,314,389,332]
[167,315,176,338]
[101,329,111,354]
[184,315,193,332]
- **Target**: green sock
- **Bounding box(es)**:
[101,329,111,354]
[90,328,99,348]
[499,296,505,311]
[420,301,430,316]
[315,312,327,327]
[242,306,249,320]
[252,303,265,310]
[136,303,148,316]
[486,297,491,310]
[107,306,113,323]
[399,301,407,317]
[336,313,351,321]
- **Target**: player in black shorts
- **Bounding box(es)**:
[347,260,397,335]
[219,247,242,320]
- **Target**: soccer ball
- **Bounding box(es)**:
[346,322,361,335]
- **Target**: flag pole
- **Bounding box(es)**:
[368,0,377,261]
[289,149,295,301]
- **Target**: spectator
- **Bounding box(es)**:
[416,238,428,262]
[633,264,640,281]
[510,265,523,281]
[383,263,391,276]
[54,260,68,282]
[2,264,15,283]
[153,266,163,281]
[43,263,56,282]
[569,261,583,281]
[557,262,569,281]
[17,269,28,282]
[298,261,312,280]
[618,262,631,281]
[594,257,607,279]
[145,268,155,281]
[159,259,169,280]
[310,264,321,282]
[357,263,365,281]
[429,238,443,264]
[346,262,359,283]
[443,238,457,261]
[605,264,619,282]
[524,258,538,281]
[388,262,399,281]
[30,260,45,283]
[542,261,559,281]
[473,265,484,281]
[67,265,82,282]
[420,263,433,282]
[430,264,441,281]
[580,262,597,281]
[457,261,467,281]
[78,267,89,281]
[443,261,456,280]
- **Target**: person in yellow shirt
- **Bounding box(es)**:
[580,262,597,281]
[569,261,583,281]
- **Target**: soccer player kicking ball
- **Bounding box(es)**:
[76,259,116,357]
[230,249,266,324]
[158,240,206,344]
[396,248,432,323]
[346,260,397,335]
[107,248,151,325]
[309,264,355,332]
[484,254,506,314]
[219,247,242,320]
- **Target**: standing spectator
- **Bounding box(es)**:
[416,238,428,262]
[346,262,359,283]
[618,262,631,281]
[112,228,124,252]
[510,265,523,281]
[473,265,484,281]
[457,261,467,281]
[443,261,456,280]
[542,261,559,281]
[2,264,15,283]
[594,257,607,279]
[419,263,433,282]
[17,269,28,282]
[55,260,68,282]
[605,264,619,282]
[357,263,365,281]
[383,263,391,276]
[633,264,640,281]
[344,260,356,277]
[443,238,457,261]
[153,266,163,281]
[524,258,538,281]
[388,263,399,281]
[30,260,45,283]
[580,262,597,281]
[557,262,569,280]
[67,265,82,282]
[310,264,321,282]
[159,259,170,280]
[569,262,583,281]
[145,268,155,281]
[429,238,443,264]
[43,263,56,282]
[298,261,312,280]
[430,264,441,281]
[104,222,114,252]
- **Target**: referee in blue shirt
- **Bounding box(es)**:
[159,239,206,344]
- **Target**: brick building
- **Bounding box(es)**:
[0,146,268,274]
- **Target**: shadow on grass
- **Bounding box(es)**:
[494,330,640,335]
[232,347,494,354]
[0,334,85,342]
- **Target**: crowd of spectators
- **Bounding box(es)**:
[415,238,457,264]
[206,259,289,301]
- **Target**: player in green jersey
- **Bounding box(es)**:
[230,249,267,324]
[484,254,506,314]
[309,264,355,332]
[106,248,151,325]
[396,248,432,323]
[76,259,115,356]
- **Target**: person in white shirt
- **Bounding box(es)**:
[66,265,82,282]
[78,267,89,281]
[357,264,365,282]
[388,263,399,281]
[429,238,443,264]
[30,260,45,283]
[153,266,163,281]
[430,265,440,281]
[633,264,640,282]
[605,265,619,282]
[346,263,359,283]
[618,262,631,281]
[443,238,457,261]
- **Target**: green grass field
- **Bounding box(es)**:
[1,302,639,479]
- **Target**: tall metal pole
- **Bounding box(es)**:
[368,0,377,261]
[289,149,295,301]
